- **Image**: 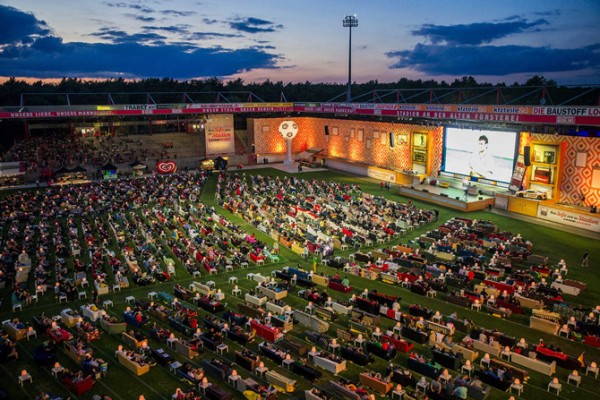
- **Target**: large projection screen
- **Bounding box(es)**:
[443,127,518,183]
[205,114,235,155]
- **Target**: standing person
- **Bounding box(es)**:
[582,251,589,268]
[92,288,99,304]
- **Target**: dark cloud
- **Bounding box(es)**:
[412,19,549,45]
[125,14,156,23]
[104,2,154,13]
[0,6,279,79]
[202,18,218,25]
[386,43,600,76]
[88,28,167,44]
[161,10,196,17]
[0,40,280,79]
[229,17,283,34]
[0,5,51,45]
[189,32,240,40]
[143,25,191,34]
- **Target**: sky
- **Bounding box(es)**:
[0,0,599,86]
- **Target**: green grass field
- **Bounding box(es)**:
[1,168,599,400]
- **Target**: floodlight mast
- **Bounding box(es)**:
[343,15,358,103]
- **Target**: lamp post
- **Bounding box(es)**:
[343,15,358,103]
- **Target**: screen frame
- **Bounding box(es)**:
[441,125,519,185]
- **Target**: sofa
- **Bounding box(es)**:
[117,351,150,376]
[99,319,127,335]
[235,350,260,371]
[200,332,224,351]
[340,346,372,366]
[250,320,283,342]
[314,354,347,374]
[205,384,232,400]
[1,321,27,341]
[382,334,414,353]
[64,340,91,364]
[175,339,200,358]
[401,326,428,344]
[359,372,394,395]
[366,341,396,360]
[529,316,559,335]
[122,331,148,349]
[467,381,491,400]
[329,380,362,400]
[311,274,329,287]
[265,370,296,392]
[294,310,330,333]
[290,361,322,380]
[279,337,309,356]
[258,286,288,301]
[407,356,441,379]
[245,292,268,307]
[432,349,460,370]
[61,374,95,395]
[509,352,556,376]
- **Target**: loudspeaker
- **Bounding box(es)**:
[440,193,449,197]
[524,146,531,166]
[422,189,429,192]
[389,132,395,148]
[455,197,460,200]
[324,125,329,136]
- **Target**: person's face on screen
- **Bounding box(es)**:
[478,139,488,154]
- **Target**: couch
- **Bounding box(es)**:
[1,321,27,341]
[293,310,330,333]
[250,320,283,342]
[290,361,322,380]
[61,374,95,395]
[467,381,491,400]
[258,286,288,301]
[382,334,414,353]
[314,354,347,374]
[205,384,232,400]
[279,337,308,356]
[235,350,260,371]
[175,339,200,358]
[117,351,150,376]
[99,319,127,334]
[509,352,556,376]
[529,316,559,335]
[359,372,394,395]
[329,380,362,400]
[245,293,268,307]
[407,356,441,379]
[366,341,396,360]
[340,346,372,366]
[265,370,296,392]
[432,349,460,370]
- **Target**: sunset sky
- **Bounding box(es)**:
[1,0,599,85]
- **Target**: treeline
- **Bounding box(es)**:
[0,74,597,107]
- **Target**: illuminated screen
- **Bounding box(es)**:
[442,127,518,183]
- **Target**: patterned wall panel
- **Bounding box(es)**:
[252,117,437,172]
[531,134,600,206]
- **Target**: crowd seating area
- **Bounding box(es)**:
[0,168,598,400]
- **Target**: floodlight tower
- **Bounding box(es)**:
[343,15,358,103]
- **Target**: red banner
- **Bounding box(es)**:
[156,160,177,174]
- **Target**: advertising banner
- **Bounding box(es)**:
[156,160,177,174]
[509,154,527,192]
[537,205,600,233]
[205,114,234,155]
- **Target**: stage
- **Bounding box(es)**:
[397,176,505,212]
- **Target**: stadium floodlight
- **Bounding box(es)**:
[343,15,358,103]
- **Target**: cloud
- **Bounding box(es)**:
[202,18,218,25]
[412,19,549,46]
[0,6,280,79]
[229,17,283,34]
[104,2,154,14]
[386,43,600,76]
[161,10,196,17]
[0,5,51,45]
[88,28,167,44]
[143,25,191,35]
[189,32,240,40]
[125,14,156,23]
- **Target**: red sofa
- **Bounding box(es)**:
[61,374,95,395]
[250,320,283,342]
[382,334,414,353]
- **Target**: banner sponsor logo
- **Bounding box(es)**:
[156,160,177,174]
[537,205,600,233]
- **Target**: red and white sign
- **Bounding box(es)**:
[205,114,235,155]
[537,205,600,233]
[156,160,177,174]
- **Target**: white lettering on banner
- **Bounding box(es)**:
[205,114,235,154]
[537,205,600,233]
[124,104,156,110]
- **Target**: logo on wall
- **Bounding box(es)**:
[156,160,177,174]
[278,120,299,139]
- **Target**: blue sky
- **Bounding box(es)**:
[0,0,599,85]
